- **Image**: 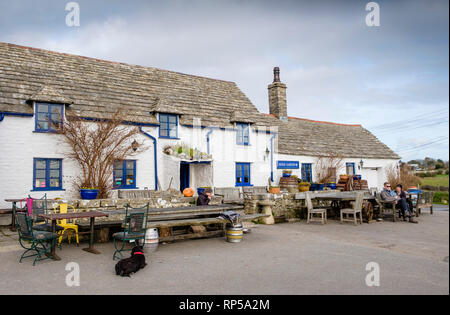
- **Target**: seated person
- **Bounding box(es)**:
[395,184,416,222]
[380,182,417,223]
[196,191,212,206]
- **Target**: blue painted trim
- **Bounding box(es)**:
[235,162,252,187]
[33,158,63,191]
[180,161,212,164]
[346,162,356,175]
[270,134,276,182]
[0,112,34,117]
[180,163,190,192]
[0,113,4,122]
[139,127,158,191]
[158,113,178,139]
[236,123,250,145]
[301,163,313,183]
[34,103,64,132]
[113,160,137,189]
[206,127,214,154]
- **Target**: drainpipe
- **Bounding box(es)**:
[139,127,158,191]
[206,127,214,155]
[270,134,276,183]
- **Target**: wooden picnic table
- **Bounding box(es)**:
[38,211,109,261]
[3,198,27,231]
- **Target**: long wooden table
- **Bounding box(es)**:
[39,211,109,260]
[295,192,377,223]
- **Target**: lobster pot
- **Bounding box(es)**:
[144,228,159,252]
[226,223,243,243]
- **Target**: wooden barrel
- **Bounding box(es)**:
[279,177,299,192]
[226,223,243,243]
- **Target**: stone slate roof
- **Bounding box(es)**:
[259,114,400,159]
[0,42,399,159]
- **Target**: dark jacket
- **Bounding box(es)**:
[196,192,210,206]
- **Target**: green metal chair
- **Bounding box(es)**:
[15,211,58,266]
[112,203,149,260]
[28,194,64,233]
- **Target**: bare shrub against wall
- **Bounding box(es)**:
[315,153,344,184]
[57,109,148,199]
[385,163,421,189]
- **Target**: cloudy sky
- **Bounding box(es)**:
[1,0,448,161]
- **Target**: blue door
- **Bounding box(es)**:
[301,163,312,182]
[180,163,190,192]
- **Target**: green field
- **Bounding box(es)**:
[421,175,449,187]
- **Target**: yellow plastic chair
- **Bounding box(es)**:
[53,203,79,246]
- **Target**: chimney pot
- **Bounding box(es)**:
[268,67,287,120]
[273,67,280,83]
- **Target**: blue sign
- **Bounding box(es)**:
[277,161,299,169]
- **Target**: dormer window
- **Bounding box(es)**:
[159,113,178,139]
[35,102,64,132]
[236,123,250,145]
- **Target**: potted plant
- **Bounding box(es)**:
[269,186,280,194]
[339,174,350,181]
[326,182,337,190]
[298,181,310,192]
[282,170,292,177]
[80,187,99,200]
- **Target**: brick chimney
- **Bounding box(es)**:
[268,67,287,121]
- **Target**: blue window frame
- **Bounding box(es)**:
[346,163,356,175]
[301,163,313,183]
[236,123,250,145]
[159,114,178,139]
[35,102,64,132]
[33,158,63,191]
[113,160,136,189]
[235,163,251,187]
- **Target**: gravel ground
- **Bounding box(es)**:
[0,207,448,295]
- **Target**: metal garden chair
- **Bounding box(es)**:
[28,194,64,233]
[53,203,80,247]
[15,211,58,266]
[112,203,149,260]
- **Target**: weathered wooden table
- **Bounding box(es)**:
[4,198,27,231]
[295,192,377,223]
[39,211,109,260]
[314,194,376,223]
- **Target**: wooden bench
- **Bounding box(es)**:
[415,191,434,216]
[77,204,267,243]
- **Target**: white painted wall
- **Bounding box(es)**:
[273,153,398,190]
[0,117,156,208]
[0,114,398,209]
